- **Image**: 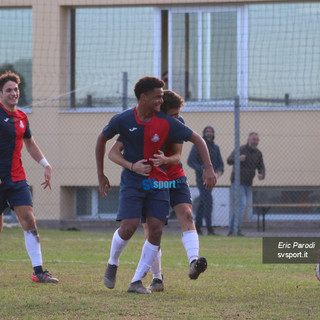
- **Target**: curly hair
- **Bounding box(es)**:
[134,76,164,100]
[0,71,20,92]
[160,90,185,113]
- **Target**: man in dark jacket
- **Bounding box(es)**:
[227,132,265,236]
[188,126,224,235]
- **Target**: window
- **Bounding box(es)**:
[69,6,245,110]
[68,3,320,111]
[75,187,119,218]
[75,188,93,217]
[166,3,320,109]
[69,7,159,109]
[167,7,243,107]
[248,3,320,107]
[0,9,32,108]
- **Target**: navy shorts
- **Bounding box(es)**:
[169,175,192,208]
[117,171,169,224]
[0,179,33,212]
[140,175,192,224]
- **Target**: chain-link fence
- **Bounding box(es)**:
[1,1,320,235]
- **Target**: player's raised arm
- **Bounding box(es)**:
[95,133,111,197]
[188,132,217,190]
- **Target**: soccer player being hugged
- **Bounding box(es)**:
[109,90,209,292]
[0,71,58,283]
[96,76,216,294]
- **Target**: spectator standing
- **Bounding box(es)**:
[188,126,224,235]
[227,132,265,236]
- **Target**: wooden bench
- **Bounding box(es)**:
[249,203,320,232]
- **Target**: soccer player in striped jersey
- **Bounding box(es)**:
[0,71,58,283]
[109,90,208,292]
[96,76,216,294]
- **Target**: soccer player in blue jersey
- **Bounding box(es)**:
[109,90,209,292]
[0,71,58,283]
[96,76,216,294]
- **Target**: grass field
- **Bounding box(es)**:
[0,227,319,320]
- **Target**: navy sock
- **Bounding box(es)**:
[33,265,44,275]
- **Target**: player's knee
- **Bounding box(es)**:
[181,209,194,222]
[119,228,134,240]
[147,227,163,245]
[119,222,138,240]
[21,216,36,231]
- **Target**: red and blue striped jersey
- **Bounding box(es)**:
[0,103,32,182]
[163,116,186,181]
[103,107,193,181]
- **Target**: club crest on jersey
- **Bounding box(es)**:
[19,120,24,128]
[151,133,160,142]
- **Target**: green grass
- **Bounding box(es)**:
[0,227,319,320]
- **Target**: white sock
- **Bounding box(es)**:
[131,240,159,283]
[150,248,162,280]
[24,229,42,267]
[108,229,129,266]
[182,230,199,264]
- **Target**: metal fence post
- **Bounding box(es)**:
[122,71,128,110]
[234,96,241,236]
